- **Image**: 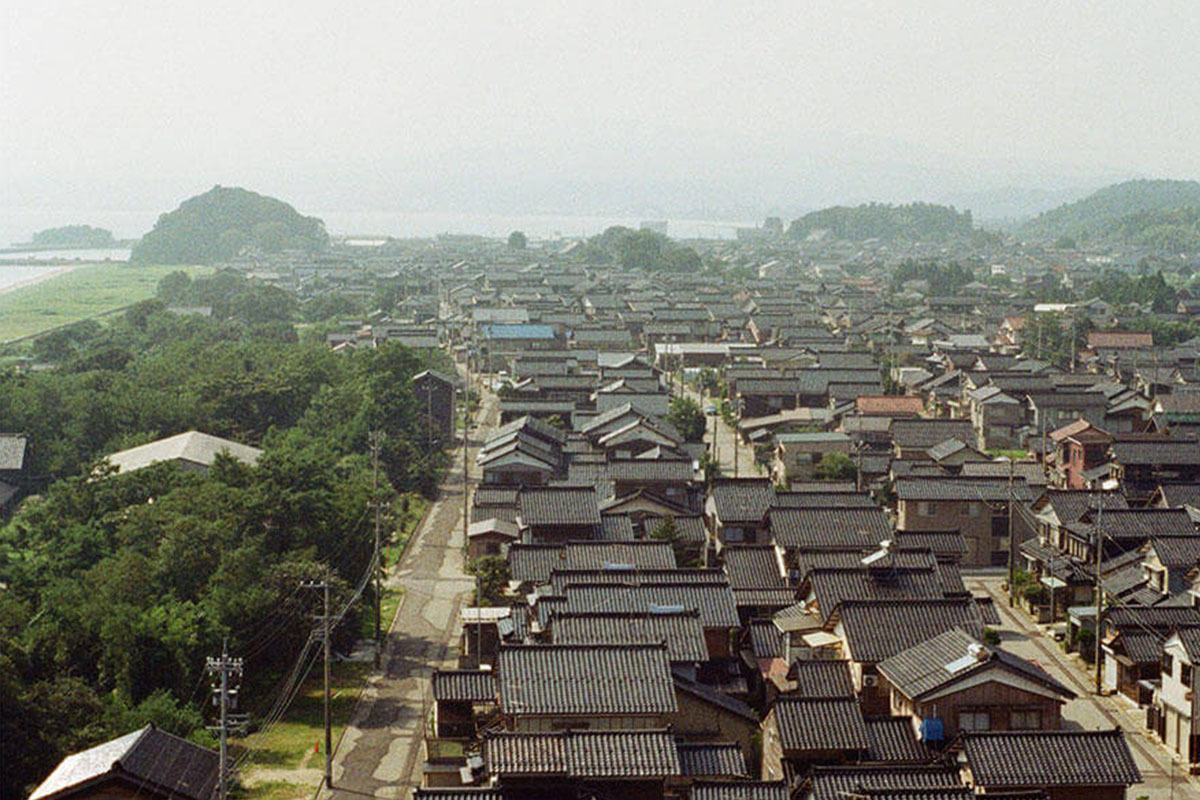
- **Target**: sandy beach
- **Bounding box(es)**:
[0,264,78,297]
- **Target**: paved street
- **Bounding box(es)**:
[968,575,1200,799]
[325,388,498,800]
[677,380,759,478]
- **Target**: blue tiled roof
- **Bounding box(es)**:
[481,324,556,340]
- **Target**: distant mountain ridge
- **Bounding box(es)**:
[131,186,329,265]
[1019,178,1200,246]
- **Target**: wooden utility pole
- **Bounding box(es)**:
[1007,457,1016,607]
[1093,488,1105,694]
[302,571,333,789]
[369,430,385,668]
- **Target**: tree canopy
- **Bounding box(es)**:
[131,186,329,264]
[1020,179,1200,249]
[31,225,116,248]
[787,202,976,242]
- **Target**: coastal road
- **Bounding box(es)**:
[968,575,1200,799]
[326,384,498,800]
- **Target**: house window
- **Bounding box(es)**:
[1182,663,1193,687]
[965,502,981,518]
[959,710,991,731]
[724,527,745,542]
[1010,710,1042,730]
[918,502,936,518]
[1163,653,1175,677]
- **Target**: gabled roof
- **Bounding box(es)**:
[961,730,1141,787]
[691,782,790,800]
[507,541,676,583]
[806,765,963,800]
[710,478,775,523]
[551,610,708,662]
[30,726,218,800]
[772,491,878,509]
[770,696,870,752]
[771,507,891,550]
[723,545,787,589]
[432,670,497,702]
[675,742,748,778]
[483,729,679,777]
[838,599,982,663]
[895,476,1032,503]
[864,716,929,763]
[496,644,676,716]
[1111,436,1200,466]
[787,659,855,698]
[877,627,1073,701]
[809,568,945,623]
[560,581,740,628]
[519,486,601,527]
[890,419,975,450]
[105,431,262,474]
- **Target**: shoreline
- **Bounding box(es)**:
[0,264,79,297]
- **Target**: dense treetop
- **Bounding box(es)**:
[786,202,976,242]
[579,226,702,272]
[131,186,329,265]
[30,225,116,248]
[1020,179,1200,248]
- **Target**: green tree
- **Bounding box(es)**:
[466,556,510,606]
[813,452,857,481]
[666,396,706,443]
[507,230,527,249]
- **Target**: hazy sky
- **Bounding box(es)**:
[3,0,1199,234]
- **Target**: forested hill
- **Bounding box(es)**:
[30,225,116,248]
[1019,179,1200,248]
[786,201,976,242]
[131,185,329,264]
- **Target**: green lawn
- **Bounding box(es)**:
[0,262,211,343]
[235,661,371,771]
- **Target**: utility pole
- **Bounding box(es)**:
[462,364,470,550]
[302,571,333,789]
[205,639,245,800]
[1093,487,1105,694]
[1007,457,1016,607]
[369,430,385,668]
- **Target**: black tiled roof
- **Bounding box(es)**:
[771,507,891,550]
[432,670,497,702]
[864,716,930,763]
[560,581,740,628]
[675,742,748,778]
[1043,489,1127,523]
[643,514,708,542]
[795,549,936,580]
[484,729,679,777]
[599,513,636,541]
[496,644,676,716]
[809,568,946,623]
[961,730,1141,787]
[551,610,708,662]
[895,476,1033,502]
[878,627,1071,701]
[691,782,790,800]
[30,726,219,800]
[748,619,783,659]
[838,599,982,663]
[549,567,726,594]
[771,696,870,752]
[807,765,963,800]
[1111,437,1200,466]
[723,545,787,589]
[519,486,601,526]
[787,659,855,698]
[1089,508,1195,539]
[507,541,676,583]
[892,531,967,559]
[890,419,975,449]
[710,478,775,522]
[772,491,878,508]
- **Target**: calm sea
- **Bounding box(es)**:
[1,208,753,252]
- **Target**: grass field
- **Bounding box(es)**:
[0,262,211,343]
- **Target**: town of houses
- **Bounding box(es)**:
[26,229,1200,800]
